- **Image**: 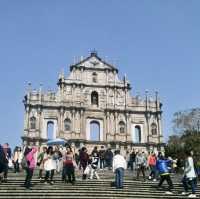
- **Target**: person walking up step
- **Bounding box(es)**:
[90,152,100,180]
[63,146,76,184]
[23,146,37,189]
[156,154,174,195]
[99,146,105,170]
[37,146,47,180]
[43,146,56,185]
[136,151,147,181]
[148,152,157,181]
[79,147,89,180]
[181,150,197,198]
[112,150,126,189]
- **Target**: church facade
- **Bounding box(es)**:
[22,52,164,152]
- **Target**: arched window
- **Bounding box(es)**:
[91,91,98,106]
[135,125,141,143]
[30,117,36,129]
[119,121,125,133]
[151,123,157,135]
[64,118,71,131]
[92,72,97,83]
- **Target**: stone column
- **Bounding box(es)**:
[125,112,129,142]
[72,109,75,132]
[37,107,42,138]
[60,108,64,134]
[81,67,83,81]
[106,87,108,108]
[106,69,108,84]
[80,84,84,106]
[24,107,29,130]
[157,113,162,143]
[80,109,83,138]
[114,112,118,140]
[145,112,151,143]
[114,87,116,109]
[106,111,109,141]
[72,84,76,106]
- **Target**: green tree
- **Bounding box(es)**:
[166,108,200,161]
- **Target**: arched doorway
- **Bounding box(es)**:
[47,121,54,140]
[41,119,58,139]
[135,125,141,143]
[131,124,142,143]
[90,121,100,141]
[86,119,103,141]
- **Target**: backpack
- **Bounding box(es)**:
[21,156,28,169]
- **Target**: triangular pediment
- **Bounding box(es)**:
[71,52,118,72]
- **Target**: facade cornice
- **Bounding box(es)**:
[59,81,131,90]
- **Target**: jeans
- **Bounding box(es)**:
[149,165,157,179]
[45,170,54,182]
[63,164,75,183]
[24,168,34,188]
[136,165,146,180]
[100,159,105,169]
[182,176,196,194]
[106,159,112,170]
[158,174,173,191]
[127,161,133,170]
[115,167,124,188]
[14,160,20,173]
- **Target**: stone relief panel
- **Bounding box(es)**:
[116,90,125,106]
[108,72,114,83]
[43,110,58,119]
[108,90,114,105]
[109,113,115,135]
[75,69,81,80]
[29,109,37,117]
[64,111,72,120]
[75,87,81,102]
[63,85,72,101]
[75,111,80,133]
[83,88,90,106]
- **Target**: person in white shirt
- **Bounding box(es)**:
[112,150,127,189]
[182,150,197,198]
[43,146,56,185]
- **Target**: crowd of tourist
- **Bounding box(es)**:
[0,142,199,198]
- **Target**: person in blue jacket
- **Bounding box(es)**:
[156,153,174,194]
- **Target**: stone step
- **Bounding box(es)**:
[0,171,198,199]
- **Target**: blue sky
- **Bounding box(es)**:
[0,0,200,148]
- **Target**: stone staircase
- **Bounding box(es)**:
[0,170,199,198]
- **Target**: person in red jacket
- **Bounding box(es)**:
[148,152,157,181]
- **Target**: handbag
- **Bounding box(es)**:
[8,159,13,168]
[84,165,90,175]
[21,156,28,169]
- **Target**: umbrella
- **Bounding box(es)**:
[47,138,66,146]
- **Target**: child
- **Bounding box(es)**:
[90,152,100,180]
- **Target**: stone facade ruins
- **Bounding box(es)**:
[22,52,164,152]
